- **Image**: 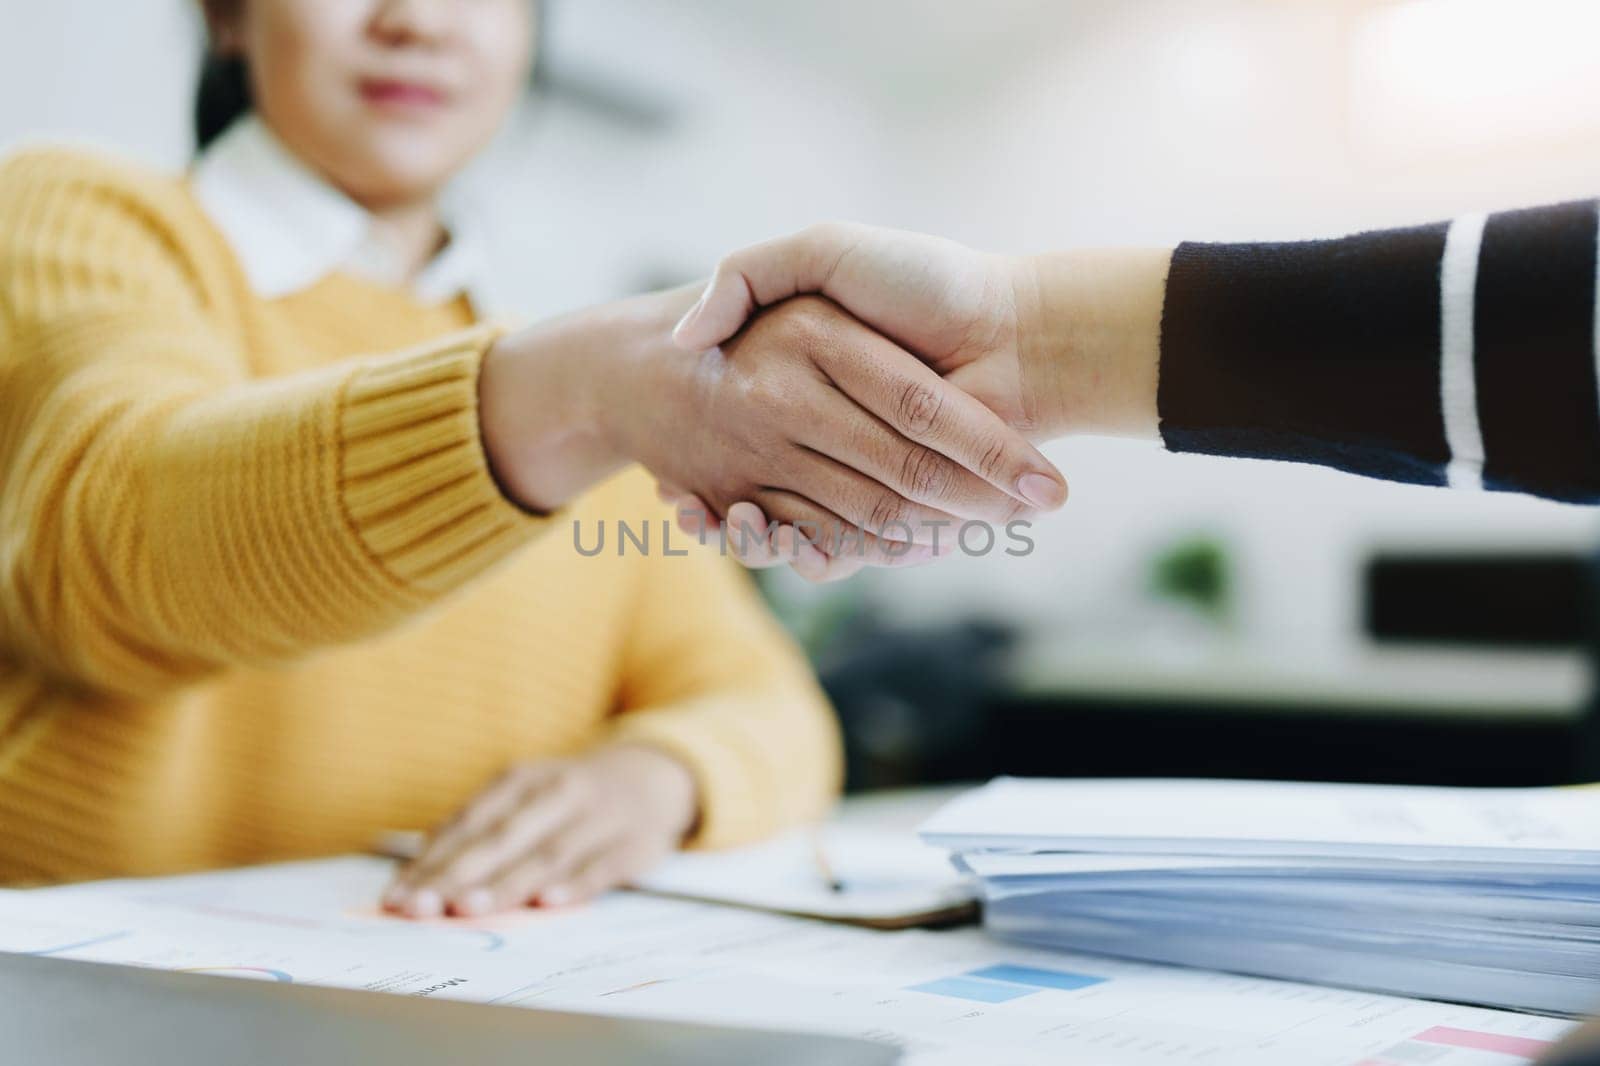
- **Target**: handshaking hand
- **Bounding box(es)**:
[479,282,1071,566]
[666,223,1168,580]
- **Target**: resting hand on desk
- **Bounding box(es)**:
[382,745,699,919]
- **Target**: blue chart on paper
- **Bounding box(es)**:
[908,963,1107,1003]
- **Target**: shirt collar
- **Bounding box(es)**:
[190,115,492,311]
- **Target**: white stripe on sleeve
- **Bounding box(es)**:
[1593,208,1600,447]
[1440,212,1488,490]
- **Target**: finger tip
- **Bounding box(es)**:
[1017,471,1068,510]
[454,889,493,918]
[725,501,760,526]
[406,889,443,920]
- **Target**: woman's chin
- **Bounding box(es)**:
[330,145,466,209]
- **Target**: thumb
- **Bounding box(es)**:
[673,223,863,352]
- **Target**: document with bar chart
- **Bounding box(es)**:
[0,857,1576,1066]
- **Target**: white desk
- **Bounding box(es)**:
[0,790,1575,1066]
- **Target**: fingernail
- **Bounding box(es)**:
[540,886,572,907]
[408,889,443,919]
[457,889,493,917]
[381,885,404,910]
[672,290,709,345]
[1017,472,1066,509]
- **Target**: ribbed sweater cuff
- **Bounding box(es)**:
[339,326,547,597]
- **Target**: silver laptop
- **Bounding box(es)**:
[2,951,899,1065]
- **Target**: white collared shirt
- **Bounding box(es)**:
[190,115,493,312]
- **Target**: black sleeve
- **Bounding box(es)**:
[1157,199,1600,503]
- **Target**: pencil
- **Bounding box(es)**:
[811,830,845,894]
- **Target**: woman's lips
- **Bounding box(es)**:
[358,78,449,113]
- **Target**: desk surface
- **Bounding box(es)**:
[0,790,1576,1066]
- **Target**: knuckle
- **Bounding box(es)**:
[867,491,907,535]
[879,539,930,568]
[437,849,483,888]
[896,380,944,437]
[761,306,810,349]
[978,436,1010,483]
[765,297,825,342]
[803,221,847,251]
[900,446,954,502]
[541,837,587,871]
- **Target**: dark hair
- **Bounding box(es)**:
[195,53,252,151]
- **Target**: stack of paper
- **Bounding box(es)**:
[920,778,1600,1016]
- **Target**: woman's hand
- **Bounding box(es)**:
[382,744,698,919]
[665,223,1168,580]
[675,224,1043,434]
[479,286,1068,563]
[673,223,1165,441]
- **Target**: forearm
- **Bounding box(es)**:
[1157,200,1600,500]
[1017,199,1600,503]
[6,287,707,697]
[0,325,549,697]
[1010,247,1168,441]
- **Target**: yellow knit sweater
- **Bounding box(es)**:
[0,148,841,885]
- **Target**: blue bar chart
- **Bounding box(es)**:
[909,963,1107,1003]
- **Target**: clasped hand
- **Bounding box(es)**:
[478,226,1069,577]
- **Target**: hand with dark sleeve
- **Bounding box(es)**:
[668,201,1600,579]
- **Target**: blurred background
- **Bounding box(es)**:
[8,0,1600,791]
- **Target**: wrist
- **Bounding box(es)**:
[477,314,622,513]
[582,286,706,466]
[1009,248,1169,441]
[477,286,699,513]
[598,743,700,841]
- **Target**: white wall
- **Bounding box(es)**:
[0,1,195,164]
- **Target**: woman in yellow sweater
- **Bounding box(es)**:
[0,0,1065,917]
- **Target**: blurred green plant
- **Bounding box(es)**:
[1148,534,1232,619]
